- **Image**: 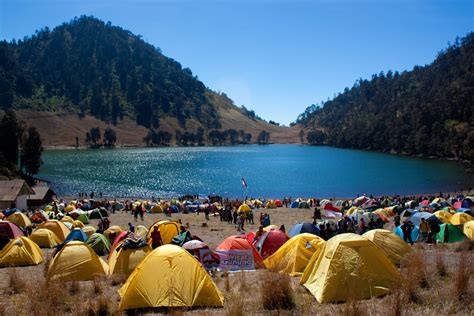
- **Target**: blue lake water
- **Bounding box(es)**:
[38,145,473,198]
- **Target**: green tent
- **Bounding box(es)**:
[77,213,89,224]
[436,224,466,243]
[171,231,192,246]
[85,233,111,255]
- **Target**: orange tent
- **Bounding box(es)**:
[216,236,263,268]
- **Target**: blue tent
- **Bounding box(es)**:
[461,199,473,209]
[3,208,20,217]
[290,202,299,208]
[409,212,441,226]
[394,225,420,243]
[288,223,320,237]
[64,228,88,243]
[170,205,180,213]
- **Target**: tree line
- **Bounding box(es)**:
[0,110,43,179]
[144,128,270,147]
[297,33,474,165]
[85,127,117,148]
[0,16,222,129]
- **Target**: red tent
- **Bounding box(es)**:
[0,221,24,239]
[274,199,283,207]
[217,235,264,268]
[323,203,341,212]
[110,230,129,252]
[255,229,289,259]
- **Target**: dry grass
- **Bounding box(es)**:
[0,210,472,315]
[435,251,447,277]
[388,286,404,316]
[400,249,429,304]
[260,271,295,310]
[8,268,25,294]
[225,292,244,316]
[452,254,470,303]
[455,239,474,252]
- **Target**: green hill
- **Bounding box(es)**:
[298,33,474,165]
[0,16,298,146]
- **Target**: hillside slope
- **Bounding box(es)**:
[298,33,474,164]
[0,16,298,145]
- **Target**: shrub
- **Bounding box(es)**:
[260,271,295,310]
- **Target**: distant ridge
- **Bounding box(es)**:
[0,16,298,146]
[298,33,474,165]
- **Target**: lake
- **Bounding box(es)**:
[38,145,473,199]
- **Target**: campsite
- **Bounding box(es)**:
[0,195,473,315]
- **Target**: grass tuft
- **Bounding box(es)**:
[452,254,470,302]
[435,252,447,277]
[260,271,295,310]
[8,268,26,294]
[225,292,244,316]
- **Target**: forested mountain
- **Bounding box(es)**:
[0,16,259,130]
[298,33,474,164]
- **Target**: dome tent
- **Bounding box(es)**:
[108,242,151,277]
[264,233,325,276]
[0,237,44,267]
[85,233,111,255]
[37,220,70,241]
[217,235,263,268]
[463,220,474,240]
[288,223,320,237]
[30,228,61,248]
[0,221,24,239]
[118,245,224,310]
[48,241,108,281]
[7,212,32,227]
[436,224,466,243]
[362,229,411,265]
[254,229,289,259]
[300,233,400,303]
[63,228,88,243]
[147,220,181,244]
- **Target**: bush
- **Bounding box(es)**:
[260,271,295,310]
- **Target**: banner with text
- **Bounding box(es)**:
[199,249,255,271]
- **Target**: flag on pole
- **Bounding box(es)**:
[241,177,248,189]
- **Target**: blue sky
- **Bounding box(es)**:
[1,0,473,125]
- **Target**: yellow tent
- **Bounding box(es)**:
[104,226,124,239]
[300,233,400,303]
[30,228,61,248]
[60,216,74,224]
[463,220,474,240]
[73,220,85,229]
[7,212,32,227]
[151,204,163,213]
[450,213,473,226]
[83,225,97,237]
[64,204,75,213]
[263,224,279,232]
[118,245,224,310]
[147,221,181,244]
[108,244,152,277]
[264,233,325,276]
[0,237,44,267]
[37,220,71,241]
[47,241,108,281]
[266,201,276,209]
[238,204,251,213]
[433,211,452,224]
[135,225,148,239]
[362,229,411,265]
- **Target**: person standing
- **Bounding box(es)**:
[150,226,163,249]
[419,218,430,242]
[401,220,414,245]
